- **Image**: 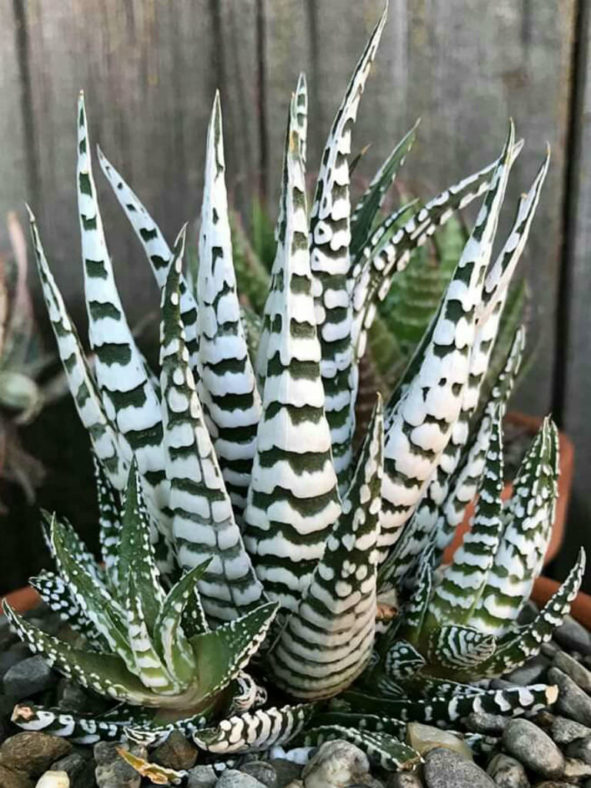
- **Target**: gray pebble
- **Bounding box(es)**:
[553,650,591,692]
[152,730,197,770]
[0,732,71,778]
[240,761,277,787]
[534,783,578,787]
[0,645,34,680]
[502,719,564,778]
[386,773,424,788]
[3,656,57,699]
[423,748,495,788]
[517,600,539,625]
[551,715,591,744]
[186,764,217,787]
[564,757,591,779]
[269,758,302,787]
[566,736,591,764]
[51,750,93,788]
[554,616,591,656]
[465,712,509,735]
[486,753,529,787]
[216,769,267,788]
[94,741,146,788]
[302,740,371,788]
[504,655,550,685]
[549,667,591,726]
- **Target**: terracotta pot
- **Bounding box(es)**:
[533,576,591,631]
[444,411,574,566]
[1,585,40,614]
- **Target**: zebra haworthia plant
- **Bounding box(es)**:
[3,5,584,772]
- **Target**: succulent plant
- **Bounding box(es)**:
[3,6,584,774]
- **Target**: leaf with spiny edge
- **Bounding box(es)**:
[350,121,419,260]
[2,604,159,706]
[93,455,122,588]
[470,418,559,636]
[189,601,278,703]
[160,227,267,623]
[197,93,262,518]
[29,570,107,651]
[27,207,127,491]
[426,624,497,672]
[309,7,387,482]
[193,703,312,754]
[97,146,199,373]
[76,93,172,571]
[152,561,210,686]
[378,124,516,556]
[301,725,420,771]
[267,396,383,699]
[429,411,505,625]
[118,462,166,634]
[50,516,133,667]
[477,548,585,677]
[383,640,426,680]
[244,94,341,613]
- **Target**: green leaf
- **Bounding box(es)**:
[301,725,420,771]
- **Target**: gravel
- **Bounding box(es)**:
[423,748,495,788]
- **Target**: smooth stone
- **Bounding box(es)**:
[566,736,591,764]
[534,783,578,787]
[423,748,495,788]
[94,741,146,788]
[564,757,591,779]
[152,730,198,770]
[550,715,591,744]
[0,733,71,778]
[465,712,509,735]
[554,617,591,656]
[386,773,423,788]
[554,650,591,692]
[269,758,303,787]
[517,600,539,625]
[34,772,69,788]
[504,655,550,685]
[407,722,472,758]
[0,645,34,680]
[302,740,371,788]
[486,754,529,788]
[3,656,58,700]
[0,764,33,788]
[186,764,217,787]
[215,770,267,787]
[240,761,278,787]
[51,751,93,788]
[549,667,591,726]
[502,719,564,779]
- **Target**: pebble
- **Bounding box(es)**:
[215,770,267,787]
[3,656,58,699]
[240,761,278,787]
[566,736,591,764]
[51,751,93,788]
[34,772,69,788]
[517,600,539,625]
[0,644,31,679]
[504,655,550,685]
[423,748,495,788]
[386,773,423,788]
[549,667,591,726]
[270,759,303,787]
[550,715,591,744]
[486,753,529,788]
[564,757,591,779]
[0,763,32,788]
[407,722,472,758]
[152,730,198,770]
[554,617,591,656]
[186,764,217,787]
[301,740,372,788]
[465,712,509,735]
[553,650,591,692]
[94,741,146,788]
[0,732,71,778]
[502,719,564,778]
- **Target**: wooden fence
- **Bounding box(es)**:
[0,0,589,588]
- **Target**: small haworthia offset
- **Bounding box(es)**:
[244,96,341,613]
